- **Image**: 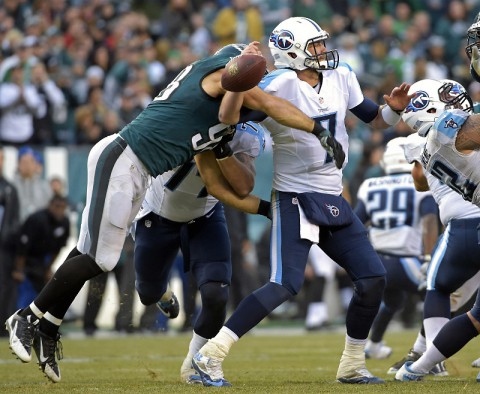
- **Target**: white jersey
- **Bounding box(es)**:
[258,65,364,194]
[356,173,434,256]
[138,122,265,223]
[420,109,480,207]
[404,133,480,225]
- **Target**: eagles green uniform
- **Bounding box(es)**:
[120,44,244,177]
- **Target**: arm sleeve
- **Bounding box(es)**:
[350,97,379,124]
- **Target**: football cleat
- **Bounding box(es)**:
[5,309,39,363]
[387,348,421,374]
[394,361,426,381]
[365,341,392,360]
[33,330,63,383]
[429,361,448,376]
[337,367,385,384]
[180,354,202,384]
[192,350,231,387]
[336,352,384,384]
[472,357,480,368]
[156,292,179,319]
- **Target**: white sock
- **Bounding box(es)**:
[365,339,380,352]
[342,335,367,358]
[412,332,427,354]
[424,317,449,349]
[410,344,446,374]
[208,326,238,359]
[188,331,208,357]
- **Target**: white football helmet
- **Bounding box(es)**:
[380,137,413,174]
[466,12,480,59]
[402,78,473,137]
[268,17,339,71]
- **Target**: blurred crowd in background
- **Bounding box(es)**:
[1,0,480,334]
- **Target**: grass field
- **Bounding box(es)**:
[1,327,479,393]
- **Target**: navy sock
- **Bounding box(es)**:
[433,314,479,358]
[226,282,291,338]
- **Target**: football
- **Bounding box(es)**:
[221,54,267,92]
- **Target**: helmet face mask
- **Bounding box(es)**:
[402,79,473,137]
[269,17,339,71]
[466,12,480,59]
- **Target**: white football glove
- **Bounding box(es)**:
[471,46,480,81]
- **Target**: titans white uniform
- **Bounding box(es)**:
[404,133,480,308]
[356,174,435,256]
[134,122,265,307]
[137,122,265,223]
[405,133,480,225]
[421,109,480,207]
[259,64,364,195]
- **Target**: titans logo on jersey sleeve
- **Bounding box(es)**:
[270,30,294,50]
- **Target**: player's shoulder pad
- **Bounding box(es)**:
[337,62,353,72]
[231,121,266,157]
[434,108,469,136]
[258,69,295,90]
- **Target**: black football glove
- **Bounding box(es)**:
[312,122,345,169]
[213,127,236,160]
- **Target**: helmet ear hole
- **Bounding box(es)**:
[288,52,297,59]
[427,108,436,113]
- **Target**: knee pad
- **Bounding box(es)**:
[199,281,229,311]
[136,281,167,306]
[352,276,386,307]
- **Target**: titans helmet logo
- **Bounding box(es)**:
[270,30,294,50]
[405,90,430,113]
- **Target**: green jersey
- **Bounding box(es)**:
[120,45,244,177]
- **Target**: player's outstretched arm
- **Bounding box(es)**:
[195,151,269,216]
[370,83,415,129]
[243,86,316,132]
[455,114,480,152]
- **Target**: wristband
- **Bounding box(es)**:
[381,105,402,126]
[213,142,233,160]
[257,199,271,219]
